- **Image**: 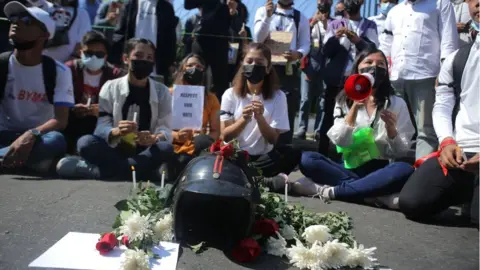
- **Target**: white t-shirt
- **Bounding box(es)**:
[220,88,290,156]
[0,55,74,132]
[135,0,158,46]
[43,4,92,62]
[82,70,102,104]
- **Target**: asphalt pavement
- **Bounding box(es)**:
[0,170,478,270]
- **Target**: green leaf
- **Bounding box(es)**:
[189,241,207,254]
[114,200,129,211]
[112,215,122,229]
[120,210,132,220]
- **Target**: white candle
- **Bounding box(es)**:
[161,171,166,188]
[279,173,288,203]
[132,112,138,123]
[383,99,389,111]
[86,97,92,107]
[131,166,136,193]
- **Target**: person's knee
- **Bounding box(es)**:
[152,141,174,158]
[299,151,323,174]
[77,135,100,155]
[398,190,425,219]
[40,131,67,154]
[391,162,415,178]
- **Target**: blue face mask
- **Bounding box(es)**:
[471,20,480,32]
[81,54,105,72]
[380,3,395,16]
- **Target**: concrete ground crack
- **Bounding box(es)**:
[44,185,86,206]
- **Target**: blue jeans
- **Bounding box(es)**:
[77,135,174,179]
[298,72,324,134]
[300,151,414,200]
[0,130,67,167]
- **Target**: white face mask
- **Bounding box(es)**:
[471,20,480,32]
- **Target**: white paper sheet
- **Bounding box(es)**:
[29,232,180,270]
[171,85,205,130]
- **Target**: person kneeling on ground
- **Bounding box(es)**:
[0,2,74,173]
[169,54,220,176]
[63,31,125,154]
[220,42,301,192]
[297,47,415,209]
[56,38,174,180]
[399,0,479,226]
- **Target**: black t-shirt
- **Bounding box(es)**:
[122,83,152,131]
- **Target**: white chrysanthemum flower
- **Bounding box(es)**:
[119,212,153,242]
[120,249,150,270]
[345,241,377,269]
[153,213,174,242]
[320,239,349,269]
[302,225,331,244]
[280,224,297,240]
[266,232,287,257]
[286,239,322,270]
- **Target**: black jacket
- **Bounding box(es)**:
[116,0,177,79]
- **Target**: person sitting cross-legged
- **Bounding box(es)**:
[220,42,302,192]
[169,54,220,176]
[399,0,479,226]
[297,48,415,210]
[63,30,125,154]
[0,2,74,173]
[56,38,174,180]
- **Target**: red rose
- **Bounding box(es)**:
[210,140,222,153]
[253,219,279,237]
[121,236,130,247]
[96,233,118,255]
[231,238,261,263]
[220,144,234,158]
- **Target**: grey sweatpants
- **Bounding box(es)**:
[392,77,438,160]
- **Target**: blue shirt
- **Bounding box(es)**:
[79,0,101,24]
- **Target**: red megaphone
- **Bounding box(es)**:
[343,73,374,101]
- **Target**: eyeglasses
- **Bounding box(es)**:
[83,51,106,58]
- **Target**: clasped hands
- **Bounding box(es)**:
[242,100,265,121]
[335,27,361,44]
[72,103,99,118]
[440,143,479,173]
[112,121,158,146]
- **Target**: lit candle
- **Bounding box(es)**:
[279,173,288,203]
[131,166,136,193]
[86,97,92,107]
[161,171,166,188]
[132,112,138,123]
[383,98,389,111]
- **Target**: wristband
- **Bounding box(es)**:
[440,138,457,151]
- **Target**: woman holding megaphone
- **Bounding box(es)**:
[295,47,415,210]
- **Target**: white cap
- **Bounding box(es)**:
[4,1,55,40]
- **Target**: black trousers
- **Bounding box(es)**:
[249,145,301,178]
[274,66,300,146]
[63,114,97,154]
[192,39,230,101]
[318,84,342,156]
[399,157,479,225]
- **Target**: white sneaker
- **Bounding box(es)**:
[291,177,323,196]
[56,156,100,179]
[364,193,400,210]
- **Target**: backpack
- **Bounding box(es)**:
[300,22,325,80]
[449,42,473,127]
[272,7,301,40]
[0,52,57,104]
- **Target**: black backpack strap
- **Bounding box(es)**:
[450,42,473,127]
[41,55,57,105]
[0,51,13,102]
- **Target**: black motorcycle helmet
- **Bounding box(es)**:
[171,153,258,249]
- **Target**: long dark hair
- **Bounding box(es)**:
[174,54,210,105]
[232,43,280,100]
[336,47,394,110]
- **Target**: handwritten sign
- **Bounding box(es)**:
[228,43,239,64]
[265,31,293,65]
[171,85,204,130]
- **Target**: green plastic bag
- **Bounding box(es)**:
[336,127,380,169]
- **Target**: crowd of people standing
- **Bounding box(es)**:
[0,0,478,226]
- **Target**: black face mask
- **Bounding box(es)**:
[359,66,388,88]
[278,0,294,8]
[243,64,266,84]
[183,68,204,85]
[318,4,330,13]
[345,4,361,15]
[334,10,345,17]
[130,60,154,80]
